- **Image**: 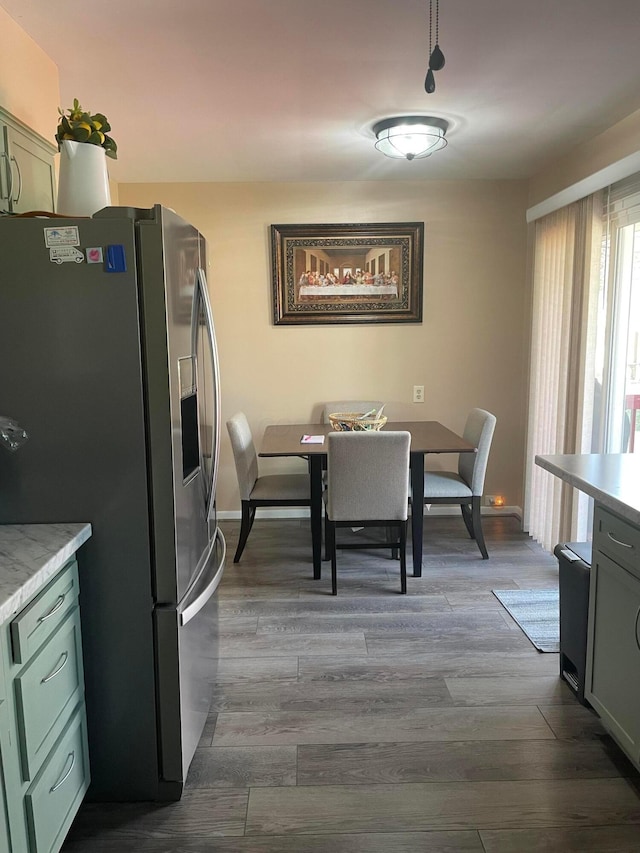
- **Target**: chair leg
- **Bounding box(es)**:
[399,521,407,594]
[471,496,489,559]
[234,501,255,563]
[327,519,338,595]
[387,526,400,560]
[461,502,475,539]
[323,510,330,561]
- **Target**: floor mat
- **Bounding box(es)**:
[492,588,559,652]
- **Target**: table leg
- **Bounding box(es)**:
[309,454,323,579]
[410,451,424,577]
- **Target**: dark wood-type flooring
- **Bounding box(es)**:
[62,515,640,852]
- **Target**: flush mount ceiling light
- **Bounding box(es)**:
[372,116,449,161]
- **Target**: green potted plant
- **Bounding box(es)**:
[55,98,116,216]
[55,98,117,159]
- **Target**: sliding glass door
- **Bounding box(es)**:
[596,183,640,454]
[526,175,640,550]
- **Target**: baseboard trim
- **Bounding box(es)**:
[217,505,523,521]
[218,508,311,520]
[424,505,522,518]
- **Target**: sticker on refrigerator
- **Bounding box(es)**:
[86,247,104,264]
[43,226,80,247]
[49,246,85,264]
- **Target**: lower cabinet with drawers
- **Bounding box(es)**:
[0,555,90,853]
[0,697,11,851]
[585,503,640,771]
[534,454,640,772]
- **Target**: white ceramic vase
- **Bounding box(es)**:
[57,139,111,217]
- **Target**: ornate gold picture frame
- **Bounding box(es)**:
[271,222,424,325]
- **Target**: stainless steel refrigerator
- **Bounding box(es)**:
[0,204,225,801]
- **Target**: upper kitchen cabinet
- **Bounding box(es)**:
[0,106,57,214]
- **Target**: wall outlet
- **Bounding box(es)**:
[413,385,425,403]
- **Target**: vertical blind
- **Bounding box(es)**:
[525,171,640,550]
[524,195,602,550]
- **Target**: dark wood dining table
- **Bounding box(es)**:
[259,421,476,580]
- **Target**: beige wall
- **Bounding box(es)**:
[0,10,531,516]
[0,7,119,212]
[11,4,634,521]
[0,6,59,140]
[4,9,640,522]
[118,180,530,512]
[528,107,640,207]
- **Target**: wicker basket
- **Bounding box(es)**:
[328,412,388,431]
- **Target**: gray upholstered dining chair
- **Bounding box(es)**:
[321,400,385,492]
[420,408,497,559]
[322,401,384,422]
[226,412,311,563]
[320,400,384,482]
[324,430,411,595]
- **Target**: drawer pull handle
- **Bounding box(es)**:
[38,594,66,623]
[41,651,69,683]
[50,751,75,793]
[606,531,633,549]
[636,607,640,653]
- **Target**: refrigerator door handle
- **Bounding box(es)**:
[10,155,22,204]
[1,151,13,206]
[193,267,221,523]
[179,530,226,627]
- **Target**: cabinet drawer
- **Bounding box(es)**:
[594,506,640,578]
[25,708,90,853]
[15,608,84,781]
[11,560,79,665]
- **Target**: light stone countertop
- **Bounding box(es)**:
[535,453,640,526]
[0,523,92,623]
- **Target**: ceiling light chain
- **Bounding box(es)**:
[425,0,445,94]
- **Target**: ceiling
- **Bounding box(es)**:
[3,0,640,184]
